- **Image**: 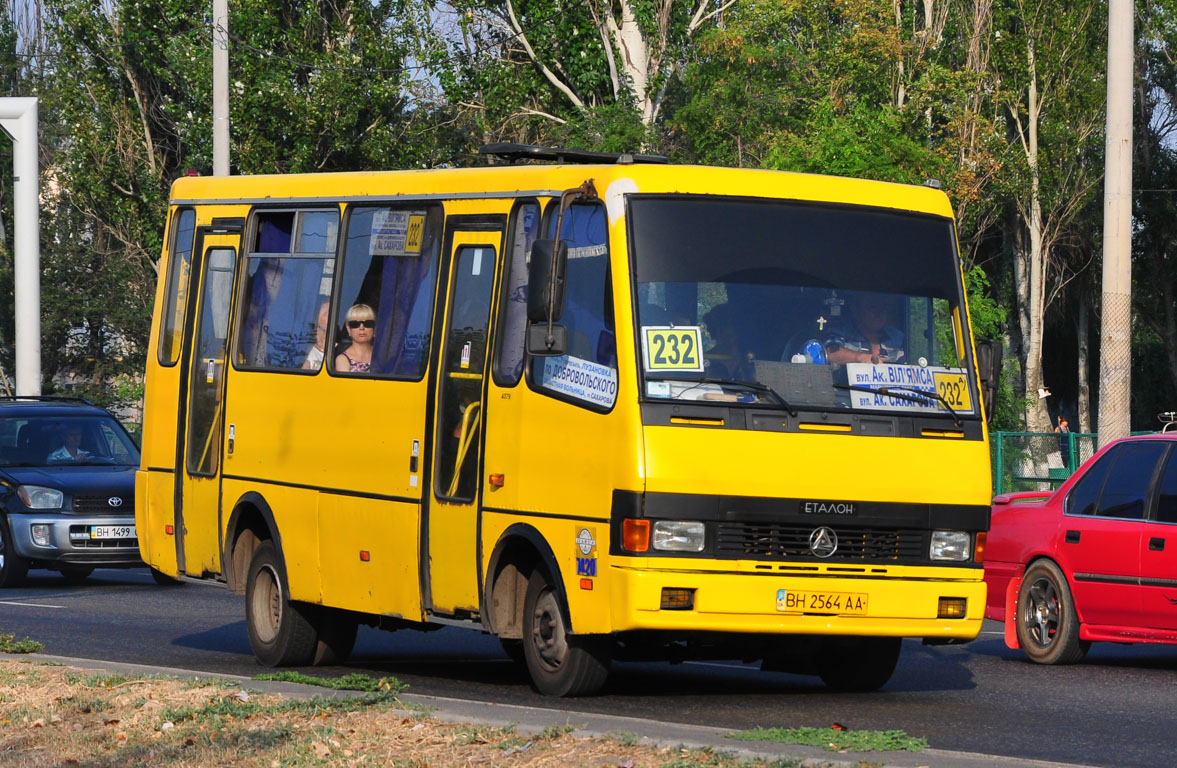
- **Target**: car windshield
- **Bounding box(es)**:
[0,415,141,468]
[629,196,976,417]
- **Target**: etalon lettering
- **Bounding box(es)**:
[801,501,856,515]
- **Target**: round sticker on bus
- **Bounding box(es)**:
[642,326,704,373]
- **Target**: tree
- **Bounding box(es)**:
[992,0,1105,433]
[436,0,731,148]
[36,0,445,409]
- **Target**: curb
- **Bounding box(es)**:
[20,653,1095,768]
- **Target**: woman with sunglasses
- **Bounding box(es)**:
[335,303,376,373]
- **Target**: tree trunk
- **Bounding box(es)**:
[1078,293,1091,433]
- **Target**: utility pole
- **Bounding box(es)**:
[213,0,230,176]
[1097,0,1133,446]
[0,97,41,396]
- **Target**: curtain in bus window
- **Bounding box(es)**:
[239,258,328,369]
[371,251,434,376]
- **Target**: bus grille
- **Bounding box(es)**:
[714,522,927,562]
[72,495,134,516]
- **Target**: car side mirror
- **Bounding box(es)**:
[975,338,1003,424]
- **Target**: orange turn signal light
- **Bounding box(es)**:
[164,524,174,536]
[360,550,370,562]
[974,532,987,563]
[622,518,650,552]
[580,578,594,590]
[489,473,505,488]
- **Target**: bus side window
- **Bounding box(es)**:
[236,209,339,371]
[494,200,541,386]
[333,206,442,379]
[158,208,196,366]
[529,201,618,410]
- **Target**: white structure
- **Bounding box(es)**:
[0,97,40,396]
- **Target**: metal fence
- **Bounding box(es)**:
[990,431,1099,496]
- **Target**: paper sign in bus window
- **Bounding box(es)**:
[845,363,975,414]
[370,210,426,257]
[642,326,704,373]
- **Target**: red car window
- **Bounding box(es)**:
[1156,450,1177,523]
[1096,442,1167,520]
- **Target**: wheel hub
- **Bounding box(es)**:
[531,588,567,670]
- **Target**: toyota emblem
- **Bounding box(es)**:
[809,526,838,558]
[107,497,123,508]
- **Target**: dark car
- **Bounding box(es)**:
[0,397,144,586]
[984,433,1177,664]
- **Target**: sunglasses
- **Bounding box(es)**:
[347,319,375,329]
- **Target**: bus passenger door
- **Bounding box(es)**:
[176,232,239,577]
[427,230,502,615]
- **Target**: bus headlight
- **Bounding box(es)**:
[930,530,971,561]
[652,521,705,552]
[17,485,63,509]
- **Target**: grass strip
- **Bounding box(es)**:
[726,726,927,752]
[253,670,406,693]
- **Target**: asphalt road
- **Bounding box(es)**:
[2,568,1174,767]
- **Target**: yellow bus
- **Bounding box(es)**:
[137,144,998,695]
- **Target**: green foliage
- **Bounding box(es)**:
[253,670,407,693]
[0,633,43,654]
[726,725,928,752]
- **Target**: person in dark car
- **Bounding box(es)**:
[0,398,154,588]
[46,425,92,463]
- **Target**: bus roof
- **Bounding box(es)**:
[169,162,955,219]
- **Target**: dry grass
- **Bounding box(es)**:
[0,660,797,768]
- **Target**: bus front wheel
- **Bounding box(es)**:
[246,541,318,667]
[522,569,610,696]
[815,636,901,692]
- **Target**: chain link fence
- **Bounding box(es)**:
[991,431,1099,496]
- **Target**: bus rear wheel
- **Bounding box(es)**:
[246,541,317,667]
[522,569,610,696]
[815,636,901,692]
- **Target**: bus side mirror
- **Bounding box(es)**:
[526,238,569,357]
[526,323,568,356]
[527,239,567,323]
[975,338,1003,424]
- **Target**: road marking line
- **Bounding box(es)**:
[0,600,66,609]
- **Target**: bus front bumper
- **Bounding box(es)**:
[608,564,986,640]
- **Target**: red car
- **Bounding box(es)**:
[985,433,1177,663]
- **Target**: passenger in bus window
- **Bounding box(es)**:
[335,303,375,373]
[823,292,905,365]
[301,299,331,371]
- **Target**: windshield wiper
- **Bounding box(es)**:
[645,374,798,416]
[834,383,961,426]
[698,377,799,417]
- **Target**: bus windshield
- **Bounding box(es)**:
[629,196,975,417]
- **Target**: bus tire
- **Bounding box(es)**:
[0,517,29,588]
[521,568,610,696]
[815,636,901,692]
[312,609,358,666]
[1016,559,1088,665]
[246,541,317,667]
